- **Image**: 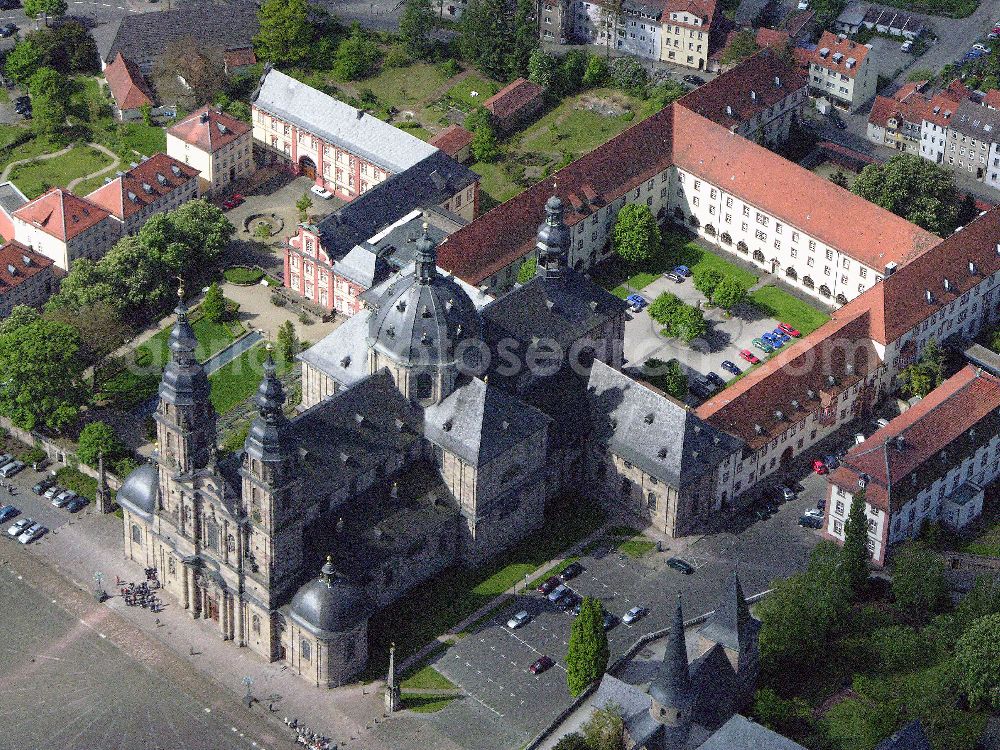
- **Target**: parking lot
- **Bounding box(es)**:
[0,460,92,546]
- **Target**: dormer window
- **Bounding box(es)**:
[644,413,654,424]
[943,278,951,292]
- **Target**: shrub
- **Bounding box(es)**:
[20,447,46,465]
[223,266,265,285]
[270,292,287,307]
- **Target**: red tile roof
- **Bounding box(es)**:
[13,189,111,242]
[0,240,53,292]
[828,366,1000,513]
[982,89,1000,110]
[663,0,717,24]
[755,27,790,49]
[868,91,929,129]
[103,52,154,111]
[166,105,250,152]
[428,124,474,157]
[84,153,200,221]
[483,78,545,122]
[809,31,870,79]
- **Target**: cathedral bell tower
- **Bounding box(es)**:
[649,593,693,750]
[535,193,570,283]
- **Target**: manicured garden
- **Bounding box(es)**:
[750,285,831,337]
[208,343,293,415]
[8,144,116,199]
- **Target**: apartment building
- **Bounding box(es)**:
[660,0,717,69]
[0,241,55,318]
[826,366,1000,566]
[867,81,929,154]
[251,68,438,202]
[11,189,121,271]
[166,106,253,195]
[85,153,200,235]
[807,32,876,111]
[918,80,968,166]
[945,99,1000,183]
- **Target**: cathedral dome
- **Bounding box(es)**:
[289,559,371,637]
[367,226,480,369]
[116,462,159,519]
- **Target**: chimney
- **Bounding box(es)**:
[199,111,209,124]
[774,75,781,87]
[356,109,364,119]
[725,104,733,117]
[750,90,757,101]
[884,261,898,276]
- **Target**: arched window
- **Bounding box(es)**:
[414,372,432,400]
[785,267,798,280]
[131,524,142,544]
[802,276,814,289]
[720,232,732,245]
[753,249,765,263]
[704,223,716,237]
[819,284,832,298]
[252,615,261,634]
[300,637,311,662]
[736,241,748,254]
[647,492,657,510]
[836,293,848,305]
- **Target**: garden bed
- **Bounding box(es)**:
[223,266,265,285]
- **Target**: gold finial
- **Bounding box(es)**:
[177,276,184,298]
[422,221,429,233]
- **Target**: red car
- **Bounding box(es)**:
[777,322,801,338]
[812,459,828,475]
[738,349,760,364]
[529,656,555,674]
[537,576,561,594]
[222,194,245,209]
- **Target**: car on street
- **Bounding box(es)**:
[310,184,333,200]
[18,522,45,544]
[559,561,584,581]
[507,610,531,629]
[0,504,18,524]
[781,486,796,501]
[832,114,848,130]
[667,557,695,574]
[602,612,618,630]
[7,517,31,537]
[823,454,839,469]
[52,490,76,508]
[537,575,561,594]
[721,360,741,375]
[32,478,54,495]
[799,515,823,529]
[622,606,646,624]
[0,460,24,478]
[706,372,726,388]
[44,486,61,500]
[683,74,705,85]
[673,265,691,277]
[812,459,828,475]
[0,23,16,38]
[663,271,683,283]
[777,322,801,338]
[625,293,647,312]
[547,584,568,602]
[752,337,773,353]
[222,195,243,209]
[804,508,824,519]
[66,497,88,513]
[529,655,555,674]
[738,349,760,365]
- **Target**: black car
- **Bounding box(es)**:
[32,478,54,495]
[721,360,741,376]
[0,0,20,10]
[559,561,584,581]
[799,515,823,529]
[683,74,705,85]
[706,371,726,388]
[0,23,17,38]
[667,557,695,575]
[602,612,618,631]
[66,497,89,513]
[831,114,847,130]
[555,590,579,611]
[816,497,826,512]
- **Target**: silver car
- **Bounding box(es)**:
[547,584,568,602]
[7,517,31,537]
[18,522,45,544]
[52,490,75,508]
[0,460,24,478]
[506,610,531,629]
[44,485,61,500]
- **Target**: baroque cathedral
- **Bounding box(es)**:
[118,196,743,689]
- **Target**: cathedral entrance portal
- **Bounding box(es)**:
[207,595,220,622]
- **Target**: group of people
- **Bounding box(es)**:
[284,717,335,750]
[4,482,16,495]
[117,568,161,611]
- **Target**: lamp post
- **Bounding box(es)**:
[94,571,106,602]
[242,675,254,708]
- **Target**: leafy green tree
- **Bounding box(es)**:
[24,0,67,23]
[956,576,1000,634]
[399,0,435,58]
[528,48,558,90]
[892,542,948,623]
[868,625,929,672]
[829,170,849,188]
[4,39,45,84]
[254,0,314,65]
[900,338,946,398]
[558,49,589,95]
[28,66,66,136]
[277,320,298,361]
[693,268,723,299]
[0,312,85,431]
[647,81,686,111]
[46,300,129,366]
[711,276,748,312]
[672,305,706,343]
[648,292,681,325]
[752,688,814,738]
[470,121,502,162]
[296,191,314,223]
[956,613,1000,709]
[459,0,514,80]
[464,105,492,134]
[720,29,759,66]
[507,0,538,79]
[840,487,871,599]
[517,256,537,283]
[333,23,380,81]
[853,155,960,235]
[612,203,660,263]
[552,734,589,750]
[583,54,608,88]
[609,57,647,96]
[566,596,609,696]
[661,358,688,399]
[581,704,624,750]
[76,421,124,468]
[200,282,226,324]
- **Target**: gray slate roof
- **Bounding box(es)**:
[116,461,158,519]
[335,215,448,289]
[586,361,743,487]
[874,720,932,750]
[289,566,372,637]
[298,310,373,389]
[689,643,739,730]
[698,570,760,654]
[253,68,437,174]
[592,675,662,750]
[951,99,1000,142]
[0,181,28,217]
[698,715,809,750]
[649,595,692,709]
[424,378,550,466]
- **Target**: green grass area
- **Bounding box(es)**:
[112,122,167,157]
[55,466,98,501]
[208,344,293,415]
[223,266,265,285]
[519,90,638,161]
[137,313,246,368]
[749,285,831,337]
[469,160,523,210]
[527,556,581,589]
[72,173,114,197]
[445,74,501,111]
[400,665,456,691]
[362,62,452,112]
[8,145,116,199]
[616,537,657,558]
[402,693,456,713]
[366,499,604,676]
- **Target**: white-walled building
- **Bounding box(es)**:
[11,189,121,271]
[807,32,876,111]
[166,105,253,196]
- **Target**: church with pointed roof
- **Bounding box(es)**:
[117,197,746,690]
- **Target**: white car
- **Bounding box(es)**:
[507,610,531,629]
[804,508,824,519]
[797,0,808,9]
[973,43,990,53]
[901,40,913,52]
[781,486,796,501]
[0,460,24,478]
[310,184,333,200]
[622,607,646,625]
[547,584,568,602]
[7,517,31,537]
[18,522,45,544]
[44,485,61,500]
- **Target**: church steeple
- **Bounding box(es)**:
[244,344,291,461]
[415,222,437,285]
[649,593,692,749]
[535,192,569,282]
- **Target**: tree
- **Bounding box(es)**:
[609,57,647,96]
[254,0,314,65]
[582,54,608,88]
[840,487,871,599]
[711,276,749,312]
[470,121,502,163]
[333,24,380,81]
[956,613,1000,710]
[277,320,298,361]
[957,193,978,226]
[566,596,609,696]
[648,292,681,325]
[853,155,960,235]
[528,49,558,90]
[517,256,537,283]
[399,0,435,58]
[0,313,85,431]
[28,66,66,137]
[829,170,850,188]
[955,575,1000,634]
[558,50,589,96]
[581,704,624,750]
[507,0,538,79]
[296,191,314,223]
[553,734,589,750]
[459,0,513,80]
[76,421,124,468]
[46,300,129,365]
[4,39,45,84]
[720,29,759,66]
[612,203,660,264]
[900,337,945,398]
[892,542,948,623]
[200,282,226,324]
[672,305,707,343]
[661,359,688,399]
[23,0,67,23]
[156,37,226,106]
[693,268,724,299]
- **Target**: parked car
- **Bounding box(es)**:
[673,265,691,277]
[804,508,824,519]
[529,655,554,674]
[602,612,618,630]
[781,486,796,501]
[0,460,24,478]
[761,332,783,349]
[832,114,848,130]
[776,322,801,338]
[706,371,726,388]
[799,515,823,529]
[0,23,16,37]
[752,337,773,353]
[0,0,20,10]
[812,459,828,475]
[0,504,18,524]
[18,522,45,544]
[572,601,583,616]
[32,457,49,471]
[823,454,840,469]
[625,293,647,312]
[973,43,990,53]
[222,196,243,209]
[66,497,88,513]
[667,557,695,574]
[559,562,584,581]
[555,590,579,611]
[310,184,333,200]
[44,486,61,500]
[901,39,914,51]
[622,606,646,625]
[816,497,826,511]
[52,490,76,508]
[0,453,12,467]
[721,360,741,375]
[738,349,760,365]
[683,74,705,85]
[797,0,808,8]
[537,575,561,594]
[663,271,683,283]
[547,584,568,602]
[7,517,31,537]
[507,610,531,629]
[771,328,791,343]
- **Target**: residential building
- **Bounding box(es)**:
[945,98,1000,183]
[861,5,925,39]
[539,0,572,42]
[0,241,56,318]
[807,32,876,111]
[660,0,718,69]
[918,80,968,166]
[482,78,546,134]
[867,80,929,154]
[166,105,253,195]
[103,52,155,122]
[0,181,29,242]
[833,3,866,33]
[11,189,121,271]
[85,153,200,235]
[825,366,1000,566]
[428,125,474,163]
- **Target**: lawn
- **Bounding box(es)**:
[112,122,167,157]
[963,507,1000,556]
[361,62,453,113]
[616,537,657,558]
[401,693,456,713]
[519,90,639,161]
[445,74,502,111]
[401,665,456,691]
[750,285,831,336]
[137,314,246,368]
[55,466,98,501]
[470,160,524,210]
[208,343,293,415]
[365,498,604,676]
[8,145,116,198]
[72,173,114,196]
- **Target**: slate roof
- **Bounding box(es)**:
[297,309,376,389]
[167,106,250,153]
[103,52,154,111]
[84,153,199,221]
[253,68,438,174]
[13,189,111,242]
[424,377,550,466]
[0,181,28,217]
[950,98,1000,141]
[698,570,760,653]
[699,715,809,750]
[649,594,692,708]
[874,720,932,750]
[689,643,739,729]
[588,360,743,486]
[592,675,661,750]
[334,214,450,289]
